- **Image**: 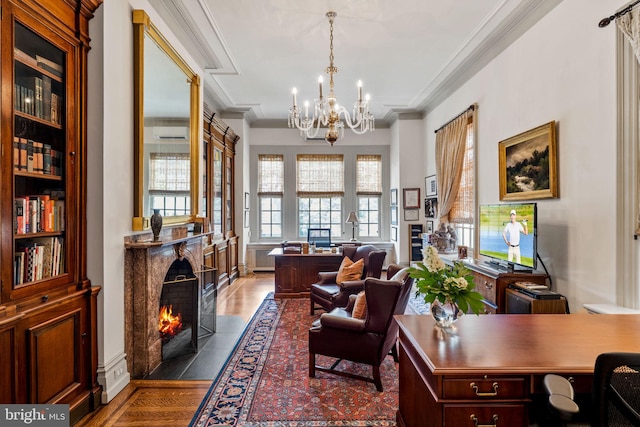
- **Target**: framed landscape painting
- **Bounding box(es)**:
[499,121,557,201]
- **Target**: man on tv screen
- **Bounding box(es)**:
[502,209,528,264]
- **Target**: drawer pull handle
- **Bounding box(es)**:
[470,414,498,427]
[484,281,493,289]
[470,381,499,396]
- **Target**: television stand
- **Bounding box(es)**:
[444,258,549,314]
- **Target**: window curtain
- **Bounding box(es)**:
[296,154,344,196]
[149,152,190,195]
[356,154,382,195]
[258,154,284,196]
[617,6,640,64]
[435,110,473,223]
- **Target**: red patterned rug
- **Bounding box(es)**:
[190,295,398,426]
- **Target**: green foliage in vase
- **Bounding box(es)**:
[408,246,485,315]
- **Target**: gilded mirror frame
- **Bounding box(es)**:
[132,10,200,231]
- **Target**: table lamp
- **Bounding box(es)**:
[345,211,359,241]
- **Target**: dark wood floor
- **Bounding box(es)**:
[75,272,274,426]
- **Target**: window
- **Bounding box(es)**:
[448,121,475,248]
[296,154,344,238]
[356,154,382,237]
[258,154,284,238]
[149,152,190,216]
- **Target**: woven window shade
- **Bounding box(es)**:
[448,122,474,224]
[296,154,344,196]
[149,153,190,195]
[258,154,284,195]
[356,154,382,195]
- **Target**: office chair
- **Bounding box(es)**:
[543,352,640,426]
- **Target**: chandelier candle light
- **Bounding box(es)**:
[288,11,375,145]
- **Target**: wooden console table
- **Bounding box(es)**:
[395,314,640,427]
[268,248,344,298]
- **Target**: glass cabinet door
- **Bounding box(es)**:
[12,21,70,289]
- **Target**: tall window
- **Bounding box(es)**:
[258,154,284,238]
[356,154,382,237]
[149,152,190,216]
[448,121,475,247]
[296,154,344,238]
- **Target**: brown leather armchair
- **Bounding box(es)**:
[309,245,386,315]
[308,265,413,391]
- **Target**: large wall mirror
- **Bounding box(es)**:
[132,10,200,231]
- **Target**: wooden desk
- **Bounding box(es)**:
[268,248,343,298]
[395,314,640,427]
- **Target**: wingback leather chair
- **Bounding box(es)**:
[308,265,413,391]
[309,245,386,315]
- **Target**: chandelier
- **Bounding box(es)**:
[288,11,375,146]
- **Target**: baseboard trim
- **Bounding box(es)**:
[97,352,130,403]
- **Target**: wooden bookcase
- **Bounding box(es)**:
[202,105,239,290]
[409,224,424,261]
[0,0,102,422]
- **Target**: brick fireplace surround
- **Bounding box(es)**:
[124,227,203,378]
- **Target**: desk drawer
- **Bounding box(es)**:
[443,377,527,399]
[444,404,526,427]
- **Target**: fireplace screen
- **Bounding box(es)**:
[159,259,199,360]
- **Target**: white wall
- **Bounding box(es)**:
[423,0,619,312]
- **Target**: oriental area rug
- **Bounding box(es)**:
[189,295,399,426]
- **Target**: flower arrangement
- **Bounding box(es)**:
[408,245,485,316]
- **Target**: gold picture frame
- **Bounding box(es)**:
[499,121,557,201]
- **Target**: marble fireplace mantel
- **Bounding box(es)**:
[124,227,206,378]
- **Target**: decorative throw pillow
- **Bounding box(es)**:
[352,291,367,319]
[336,257,364,284]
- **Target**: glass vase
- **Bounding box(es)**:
[430,299,462,328]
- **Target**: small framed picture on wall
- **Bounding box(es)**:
[425,175,437,197]
[404,209,419,221]
[403,188,420,209]
[391,206,398,226]
[391,226,398,242]
[426,220,434,234]
[390,188,398,206]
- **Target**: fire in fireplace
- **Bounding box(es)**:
[159,259,199,360]
[158,305,183,341]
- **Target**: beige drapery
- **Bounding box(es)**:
[617,6,640,63]
[435,110,473,223]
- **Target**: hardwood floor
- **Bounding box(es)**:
[76,272,274,426]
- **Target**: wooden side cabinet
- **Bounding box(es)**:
[443,258,548,314]
[0,0,102,422]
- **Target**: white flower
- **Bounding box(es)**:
[445,276,469,290]
[422,245,445,272]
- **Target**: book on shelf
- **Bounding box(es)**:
[42,144,51,174]
[13,137,20,170]
[26,139,34,172]
[14,236,64,284]
[33,140,43,173]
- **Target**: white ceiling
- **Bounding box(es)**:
[150,0,563,126]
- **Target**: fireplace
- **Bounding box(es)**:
[124,230,214,378]
[159,259,199,360]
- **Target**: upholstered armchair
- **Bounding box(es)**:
[308,265,413,391]
[309,244,386,315]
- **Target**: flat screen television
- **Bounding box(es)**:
[478,202,537,271]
